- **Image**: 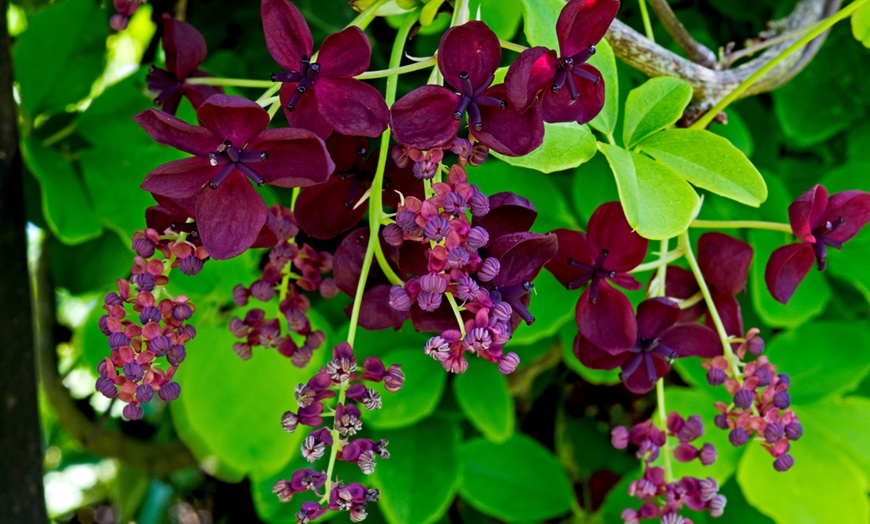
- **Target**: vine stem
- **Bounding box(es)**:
[446,292,467,337]
[499,39,528,53]
[690,219,792,233]
[630,247,684,273]
[649,239,673,483]
[356,57,437,79]
[690,0,870,129]
[186,77,274,88]
[678,231,741,378]
[638,0,656,42]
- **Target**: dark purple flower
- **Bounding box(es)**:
[546,201,648,351]
[766,184,870,303]
[134,94,334,259]
[390,21,544,156]
[262,0,389,138]
[505,0,619,123]
[573,298,721,394]
[146,15,223,115]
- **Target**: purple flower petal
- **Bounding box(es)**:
[410,299,461,333]
[294,177,366,239]
[196,95,271,147]
[622,354,668,394]
[333,227,371,296]
[788,184,827,243]
[587,201,648,271]
[636,297,680,340]
[438,21,501,91]
[390,85,460,150]
[472,84,544,156]
[315,77,389,138]
[196,173,268,259]
[352,285,409,330]
[662,266,704,322]
[576,282,636,353]
[712,292,743,338]
[141,157,215,198]
[505,47,558,113]
[279,82,334,138]
[490,232,558,287]
[262,0,313,72]
[557,0,621,57]
[133,108,219,156]
[698,232,753,296]
[162,14,207,80]
[182,81,222,110]
[318,26,371,78]
[246,128,334,187]
[472,192,538,246]
[659,323,721,359]
[539,65,605,125]
[825,190,870,243]
[764,243,816,304]
[545,228,591,284]
[573,333,627,370]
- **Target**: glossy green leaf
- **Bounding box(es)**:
[250,454,311,524]
[748,229,831,328]
[172,320,331,480]
[623,77,693,147]
[519,0,562,49]
[737,425,870,524]
[765,322,870,403]
[453,364,515,443]
[570,153,620,224]
[21,138,103,244]
[710,109,754,158]
[638,129,767,206]
[852,3,870,47]
[493,122,597,173]
[471,0,522,40]
[12,0,106,117]
[49,232,131,296]
[588,38,619,137]
[800,396,870,480]
[371,419,462,524]
[557,416,636,479]
[365,347,447,430]
[599,144,700,239]
[510,268,575,346]
[460,434,574,521]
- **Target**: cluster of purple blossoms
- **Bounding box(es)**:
[110,0,146,31]
[273,342,404,522]
[229,205,332,366]
[384,165,557,373]
[95,228,199,419]
[611,416,725,523]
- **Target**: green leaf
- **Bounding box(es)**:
[519,0,562,49]
[737,424,870,524]
[800,396,870,481]
[249,454,311,524]
[460,434,574,521]
[765,322,870,403]
[21,138,102,244]
[557,416,636,479]
[471,0,522,40]
[637,129,767,206]
[12,0,106,117]
[852,3,870,47]
[622,77,693,147]
[710,109,754,158]
[588,38,619,137]
[748,229,831,328]
[511,268,575,346]
[48,232,131,296]
[493,122,597,173]
[599,144,700,239]
[172,320,331,479]
[365,347,447,430]
[453,364,515,443]
[371,419,463,524]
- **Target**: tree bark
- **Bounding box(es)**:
[0,0,49,519]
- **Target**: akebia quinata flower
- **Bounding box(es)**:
[390,21,545,156]
[261,0,389,138]
[134,94,334,260]
[505,0,619,124]
[765,184,870,303]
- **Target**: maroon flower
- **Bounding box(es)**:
[390,21,544,156]
[505,0,619,123]
[765,184,870,303]
[146,14,223,116]
[262,0,389,138]
[134,94,334,259]
[546,201,648,352]
[573,298,721,394]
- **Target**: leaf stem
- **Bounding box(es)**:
[689,219,792,234]
[346,0,391,30]
[446,292,467,336]
[638,0,656,42]
[499,39,528,53]
[630,247,684,273]
[186,77,275,88]
[356,57,437,79]
[690,0,870,129]
[656,378,673,482]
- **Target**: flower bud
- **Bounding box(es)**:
[159,382,180,401]
[773,391,791,409]
[773,454,795,472]
[478,257,500,282]
[136,384,154,403]
[729,427,749,447]
[785,422,803,440]
[699,443,717,466]
[733,389,754,409]
[123,403,144,420]
[706,367,726,386]
[381,223,404,247]
[466,226,489,249]
[388,286,412,311]
[179,255,204,276]
[498,352,520,374]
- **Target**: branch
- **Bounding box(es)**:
[607,0,836,122]
[34,238,198,477]
[647,0,718,67]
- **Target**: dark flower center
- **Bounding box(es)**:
[566,249,617,302]
[207,140,269,188]
[490,280,535,325]
[452,71,508,132]
[336,147,373,209]
[552,45,600,102]
[271,55,321,112]
[810,216,845,271]
[147,66,183,106]
[621,336,677,385]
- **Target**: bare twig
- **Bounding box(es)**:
[647,0,718,67]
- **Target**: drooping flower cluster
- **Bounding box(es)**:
[273,342,404,522]
[611,416,726,522]
[95,228,202,419]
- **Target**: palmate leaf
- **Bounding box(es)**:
[623,76,693,148]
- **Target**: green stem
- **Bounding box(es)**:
[445,292,467,336]
[691,0,870,129]
[42,122,76,146]
[500,39,528,53]
[374,241,405,286]
[655,379,673,482]
[186,77,275,88]
[356,57,437,79]
[690,219,792,233]
[346,0,391,30]
[630,247,684,273]
[678,231,740,377]
[451,0,470,26]
[638,0,655,42]
[256,82,282,106]
[647,238,670,297]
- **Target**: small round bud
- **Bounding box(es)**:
[95,377,117,399]
[774,454,795,472]
[773,391,791,409]
[250,280,275,302]
[714,414,730,430]
[469,191,490,216]
[139,306,161,324]
[232,284,250,307]
[108,332,130,350]
[785,422,803,441]
[446,247,470,268]
[611,426,629,449]
[443,193,467,216]
[388,286,412,311]
[729,427,749,447]
[172,303,193,321]
[747,335,765,355]
[706,367,727,386]
[179,256,204,276]
[381,223,404,247]
[498,352,520,374]
[478,257,500,282]
[699,443,717,466]
[466,226,489,249]
[282,411,299,433]
[136,384,154,403]
[123,403,144,420]
[123,361,144,383]
[455,276,480,301]
[420,273,447,294]
[167,344,187,366]
[132,237,155,258]
[417,291,443,312]
[764,421,785,443]
[709,494,727,517]
[733,389,754,410]
[158,382,180,401]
